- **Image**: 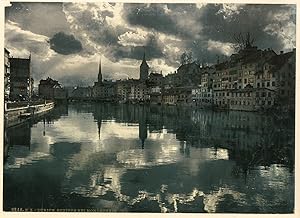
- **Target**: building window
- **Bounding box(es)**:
[257,82,260,88]
[272,81,275,86]
[268,92,271,97]
[268,101,271,105]
[244,79,247,84]
[267,82,270,87]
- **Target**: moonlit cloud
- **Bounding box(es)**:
[118,31,149,47]
[207,40,235,56]
[216,4,245,20]
[5,3,296,87]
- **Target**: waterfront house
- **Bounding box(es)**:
[115,80,131,102]
[128,80,149,103]
[162,88,177,105]
[149,86,162,105]
[70,87,92,100]
[229,85,256,111]
[38,77,67,100]
[9,56,33,101]
[268,50,295,109]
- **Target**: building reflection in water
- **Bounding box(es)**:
[3,102,294,212]
[4,103,69,162]
[87,103,294,172]
[139,106,148,149]
[7,122,31,149]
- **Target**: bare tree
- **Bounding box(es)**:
[180,51,193,65]
[233,32,256,52]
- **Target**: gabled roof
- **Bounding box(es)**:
[177,61,200,73]
[267,51,294,70]
[39,77,61,88]
[215,61,228,70]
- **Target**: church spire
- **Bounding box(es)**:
[140,48,149,81]
[143,49,146,62]
[98,57,102,83]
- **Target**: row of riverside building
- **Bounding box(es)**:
[5,44,296,113]
[83,44,295,112]
[4,48,67,104]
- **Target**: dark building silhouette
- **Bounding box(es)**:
[38,77,67,100]
[140,52,149,81]
[9,56,33,101]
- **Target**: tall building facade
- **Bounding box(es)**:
[140,52,149,81]
[4,48,10,101]
[9,56,33,101]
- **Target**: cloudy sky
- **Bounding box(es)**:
[5,2,296,87]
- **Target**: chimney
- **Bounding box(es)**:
[280,51,283,54]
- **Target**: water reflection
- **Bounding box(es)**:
[3,102,294,213]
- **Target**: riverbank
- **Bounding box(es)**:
[5,101,55,128]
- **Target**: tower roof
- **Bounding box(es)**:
[98,57,102,83]
[140,51,149,68]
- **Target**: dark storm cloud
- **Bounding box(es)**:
[49,32,83,55]
[108,34,164,61]
[199,4,295,52]
[124,4,179,36]
[121,3,295,65]
[5,2,296,85]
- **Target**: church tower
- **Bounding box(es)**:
[140,51,149,81]
[98,58,102,83]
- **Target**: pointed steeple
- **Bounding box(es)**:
[98,57,102,83]
[140,48,149,81]
[143,50,146,62]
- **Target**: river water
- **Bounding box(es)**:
[3,103,295,213]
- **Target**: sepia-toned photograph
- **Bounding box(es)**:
[2,1,297,214]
